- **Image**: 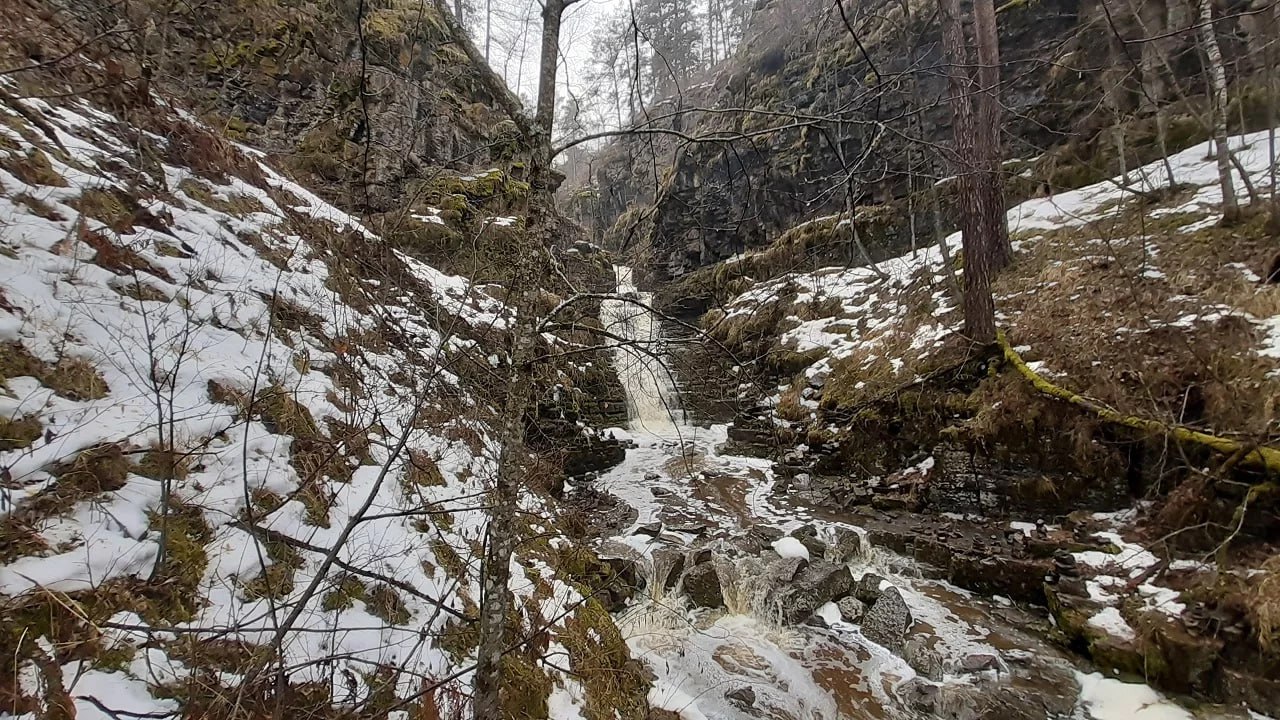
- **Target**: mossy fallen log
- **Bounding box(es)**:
[997,331,1280,473]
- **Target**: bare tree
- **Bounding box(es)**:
[938,0,999,343]
[1197,0,1241,224]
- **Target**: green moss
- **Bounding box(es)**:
[144,501,213,623]
[499,649,553,720]
[435,616,480,663]
[557,599,649,720]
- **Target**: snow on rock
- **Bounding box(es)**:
[1076,672,1194,720]
[1087,607,1136,642]
[773,535,811,560]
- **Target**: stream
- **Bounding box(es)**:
[594,266,1239,720]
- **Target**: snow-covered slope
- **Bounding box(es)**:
[711,128,1280,440]
[0,80,623,719]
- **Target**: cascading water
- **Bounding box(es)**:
[599,266,683,437]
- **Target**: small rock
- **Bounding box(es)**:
[650,486,672,498]
[644,471,661,481]
[837,596,866,623]
[861,586,913,653]
[855,573,886,604]
[898,677,940,713]
[961,653,1001,673]
[725,686,756,710]
[634,521,663,537]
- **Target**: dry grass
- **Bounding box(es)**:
[0,414,41,452]
[73,188,136,233]
[43,356,108,401]
[13,192,64,220]
[0,444,130,564]
[78,225,173,283]
[0,147,66,187]
[241,539,301,600]
[1251,555,1280,654]
[998,202,1280,442]
[366,584,412,625]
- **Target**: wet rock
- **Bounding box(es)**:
[855,573,886,604]
[650,486,673,498]
[644,471,660,481]
[837,596,865,623]
[797,534,827,559]
[668,522,709,536]
[861,586,913,653]
[634,521,663,537]
[725,686,756,710]
[961,653,1001,673]
[824,527,864,563]
[902,636,946,680]
[898,677,940,713]
[682,562,724,608]
[652,548,686,593]
[770,560,854,625]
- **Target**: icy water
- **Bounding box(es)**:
[594,266,1240,720]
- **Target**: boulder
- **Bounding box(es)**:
[961,653,1001,673]
[683,561,724,608]
[770,560,854,625]
[861,586,913,653]
[634,521,663,537]
[855,573,887,604]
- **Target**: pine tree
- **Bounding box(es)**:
[634,0,702,94]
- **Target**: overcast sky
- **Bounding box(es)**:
[474,0,629,119]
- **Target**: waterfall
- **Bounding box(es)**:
[600,266,683,436]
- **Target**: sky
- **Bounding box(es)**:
[469,0,629,121]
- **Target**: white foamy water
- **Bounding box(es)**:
[600,266,683,437]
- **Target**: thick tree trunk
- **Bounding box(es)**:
[939,0,997,344]
[1197,0,1241,223]
[972,0,1011,270]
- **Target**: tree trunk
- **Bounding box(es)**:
[1197,0,1240,223]
[973,0,1010,271]
[471,1,570,716]
[939,0,997,343]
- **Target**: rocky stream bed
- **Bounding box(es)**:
[577,267,1272,720]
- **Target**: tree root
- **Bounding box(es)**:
[997,331,1280,473]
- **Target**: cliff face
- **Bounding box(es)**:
[53,0,516,213]
[591,0,1271,283]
